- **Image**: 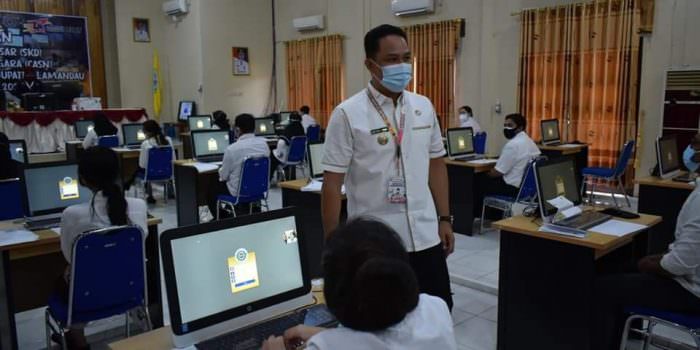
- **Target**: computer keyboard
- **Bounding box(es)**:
[673,173,697,183]
[25,216,62,230]
[196,305,336,350]
[555,211,611,231]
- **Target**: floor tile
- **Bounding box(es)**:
[451,308,475,326]
[478,306,498,322]
[453,316,497,350]
[451,284,497,315]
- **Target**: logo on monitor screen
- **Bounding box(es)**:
[208,138,218,151]
[136,130,146,141]
[457,137,466,149]
[259,124,267,133]
[196,120,204,129]
[59,176,79,200]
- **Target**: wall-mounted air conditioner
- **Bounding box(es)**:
[163,0,188,17]
[293,15,325,32]
[391,0,435,17]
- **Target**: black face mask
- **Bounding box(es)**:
[503,127,518,139]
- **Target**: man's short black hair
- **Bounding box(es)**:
[364,24,408,59]
[234,113,255,134]
[323,218,419,331]
[459,105,473,115]
[300,105,310,114]
[506,113,527,130]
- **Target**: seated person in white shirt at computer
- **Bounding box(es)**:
[300,105,318,133]
[212,110,231,131]
[262,218,457,350]
[458,105,481,134]
[56,146,147,350]
[593,183,700,350]
[81,113,118,149]
[270,112,305,180]
[208,113,270,219]
[124,120,174,204]
[487,113,540,197]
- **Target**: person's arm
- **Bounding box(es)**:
[138,141,149,169]
[657,193,700,278]
[218,147,235,181]
[638,254,674,279]
[429,157,454,255]
[82,129,95,149]
[321,171,345,239]
[490,144,514,178]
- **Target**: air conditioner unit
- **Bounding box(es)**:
[163,0,188,17]
[293,15,325,32]
[391,0,435,17]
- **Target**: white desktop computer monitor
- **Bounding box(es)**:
[191,130,230,161]
[189,115,212,131]
[178,101,195,122]
[8,139,27,164]
[74,120,94,139]
[22,162,91,216]
[656,136,682,179]
[541,119,561,145]
[255,118,276,136]
[122,123,146,147]
[446,127,475,159]
[307,142,324,179]
[534,157,581,222]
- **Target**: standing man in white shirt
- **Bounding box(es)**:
[321,24,454,309]
[593,183,700,350]
[208,114,270,219]
[458,105,481,134]
[300,105,317,133]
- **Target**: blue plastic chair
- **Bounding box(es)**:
[581,140,635,208]
[474,132,487,155]
[620,306,700,349]
[45,226,151,349]
[135,146,174,201]
[480,157,541,234]
[0,178,24,220]
[277,136,308,180]
[97,135,119,148]
[217,156,270,218]
[307,125,321,142]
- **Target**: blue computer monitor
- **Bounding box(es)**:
[74,120,94,139]
[22,162,91,216]
[8,139,28,164]
[122,123,146,146]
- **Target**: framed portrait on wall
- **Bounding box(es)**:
[133,18,150,43]
[232,47,250,75]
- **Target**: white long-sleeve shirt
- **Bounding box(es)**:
[661,184,700,298]
[218,133,270,196]
[138,136,174,169]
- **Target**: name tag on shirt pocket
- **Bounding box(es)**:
[371,127,390,135]
[412,125,431,131]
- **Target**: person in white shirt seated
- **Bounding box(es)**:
[270,112,305,180]
[458,105,481,134]
[55,146,147,350]
[124,120,174,204]
[208,114,270,219]
[81,113,118,149]
[487,113,541,197]
[593,183,700,350]
[262,218,457,350]
[300,105,318,133]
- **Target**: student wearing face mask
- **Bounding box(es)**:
[683,133,700,174]
[458,105,481,133]
[484,113,540,198]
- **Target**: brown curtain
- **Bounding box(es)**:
[519,0,642,169]
[0,0,107,105]
[285,34,344,128]
[403,19,462,131]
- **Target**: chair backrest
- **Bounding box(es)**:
[473,132,487,155]
[68,225,146,326]
[163,123,177,139]
[613,140,635,177]
[145,146,174,181]
[307,125,321,142]
[515,159,539,202]
[285,136,308,165]
[237,156,270,201]
[0,178,24,220]
[97,135,119,148]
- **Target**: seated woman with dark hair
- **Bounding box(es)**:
[262,218,456,350]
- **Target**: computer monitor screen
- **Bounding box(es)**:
[656,136,681,178]
[178,101,195,121]
[163,209,307,327]
[9,140,27,163]
[191,130,230,159]
[23,92,56,111]
[446,127,474,157]
[189,115,212,131]
[74,120,94,139]
[23,163,91,216]
[122,123,146,146]
[535,157,581,218]
[255,118,276,136]
[541,119,561,144]
[279,111,293,125]
[307,142,324,178]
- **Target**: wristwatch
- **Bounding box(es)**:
[438,215,454,225]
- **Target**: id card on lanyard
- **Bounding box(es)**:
[367,89,407,204]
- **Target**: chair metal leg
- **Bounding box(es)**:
[143,306,153,331]
[45,309,52,350]
[589,179,597,205]
[580,176,587,203]
[125,311,131,337]
[216,200,221,220]
[642,320,656,350]
[480,202,487,234]
[609,179,620,208]
[617,177,631,208]
[58,327,67,350]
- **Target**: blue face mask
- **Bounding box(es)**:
[683,145,700,173]
[373,61,412,93]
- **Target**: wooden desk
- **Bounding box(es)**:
[493,213,661,350]
[109,286,325,350]
[27,152,67,164]
[635,175,695,254]
[445,159,496,235]
[0,217,163,350]
[174,160,219,226]
[279,179,346,278]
